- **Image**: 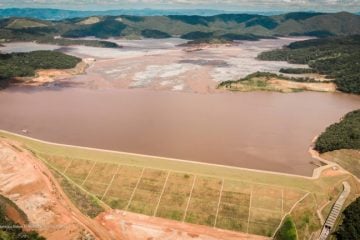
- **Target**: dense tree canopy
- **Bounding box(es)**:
[258,35,360,94]
[315,110,360,153]
[279,68,316,74]
[335,197,360,240]
[141,29,171,39]
[0,50,81,88]
[62,18,126,39]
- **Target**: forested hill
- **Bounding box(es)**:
[315,110,360,153]
[0,12,359,42]
[335,197,360,240]
[0,51,81,89]
[258,35,360,94]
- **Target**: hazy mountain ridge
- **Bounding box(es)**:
[0,8,284,20]
[0,11,359,43]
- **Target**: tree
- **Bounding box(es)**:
[274,215,297,240]
[335,197,360,240]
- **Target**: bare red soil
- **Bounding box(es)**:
[96,210,269,240]
[0,139,112,239]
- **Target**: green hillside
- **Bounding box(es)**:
[58,12,360,37]
[258,35,360,94]
[0,12,359,44]
[335,197,360,240]
[141,29,171,38]
[62,18,127,38]
[5,18,48,29]
[315,110,360,153]
[0,51,81,89]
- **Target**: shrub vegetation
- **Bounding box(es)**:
[0,196,45,240]
[274,215,297,240]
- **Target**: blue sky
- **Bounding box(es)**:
[1,0,359,12]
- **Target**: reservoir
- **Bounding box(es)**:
[0,87,358,176]
[1,37,359,176]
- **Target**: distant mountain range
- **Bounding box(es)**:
[0,11,359,44]
[0,8,286,20]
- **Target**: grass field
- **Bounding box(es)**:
[1,130,360,238]
[322,150,360,179]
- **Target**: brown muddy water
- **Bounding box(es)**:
[1,38,310,93]
[0,87,359,176]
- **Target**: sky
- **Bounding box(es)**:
[0,0,359,12]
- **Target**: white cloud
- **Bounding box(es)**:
[0,0,359,11]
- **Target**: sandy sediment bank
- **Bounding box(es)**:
[219,77,337,93]
[268,78,336,92]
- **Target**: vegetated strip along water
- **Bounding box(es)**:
[0,87,359,176]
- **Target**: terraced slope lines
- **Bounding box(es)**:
[39,153,352,238]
